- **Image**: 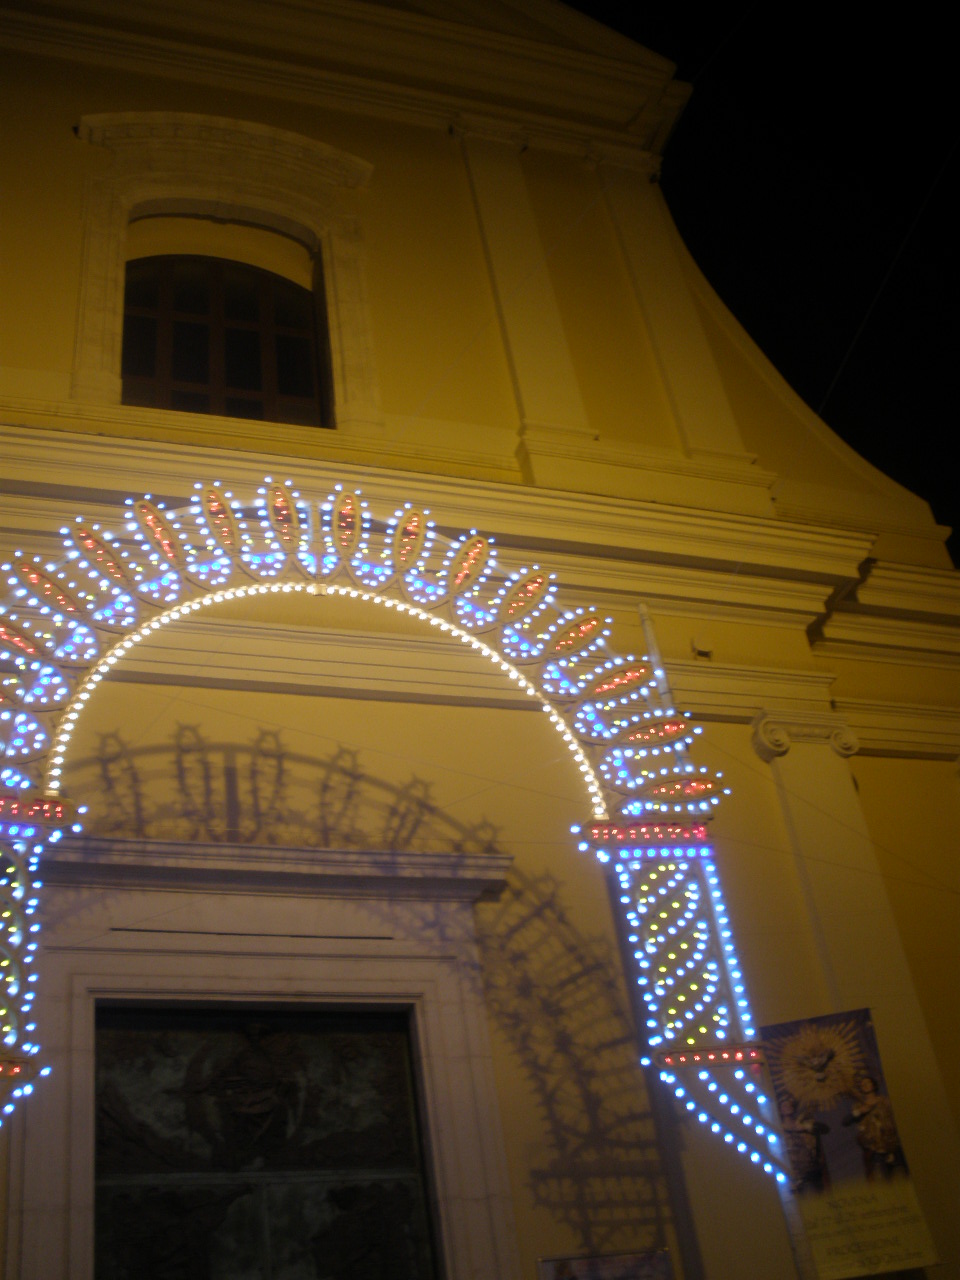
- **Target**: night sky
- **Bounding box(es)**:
[571,6,957,560]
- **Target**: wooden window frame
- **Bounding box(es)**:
[122,255,332,427]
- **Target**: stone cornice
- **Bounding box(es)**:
[0,1,684,160]
[834,698,960,760]
[855,561,960,620]
[814,563,960,667]
[0,490,835,627]
[6,390,789,503]
[772,484,944,545]
[42,836,513,899]
[664,661,837,722]
[0,398,524,487]
[0,423,876,586]
[813,614,960,669]
[668,663,960,758]
[7,429,957,659]
[8,424,960,660]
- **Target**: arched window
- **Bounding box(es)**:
[121,256,332,427]
[73,114,381,430]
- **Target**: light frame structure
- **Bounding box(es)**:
[0,474,785,1178]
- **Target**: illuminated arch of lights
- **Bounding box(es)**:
[0,476,784,1178]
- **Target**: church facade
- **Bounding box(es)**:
[1,3,958,1277]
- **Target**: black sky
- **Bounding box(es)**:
[571,5,957,560]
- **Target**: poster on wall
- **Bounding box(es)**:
[537,1251,672,1280]
[760,1008,938,1279]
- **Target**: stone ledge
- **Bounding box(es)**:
[44,837,513,900]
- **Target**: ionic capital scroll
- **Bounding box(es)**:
[751,711,860,762]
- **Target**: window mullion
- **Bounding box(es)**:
[210,261,226,416]
[262,273,278,422]
[157,265,173,410]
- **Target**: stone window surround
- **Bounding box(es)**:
[73,113,382,431]
[4,842,521,1280]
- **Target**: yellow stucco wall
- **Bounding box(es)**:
[0,38,948,550]
[2,5,959,1276]
[0,52,511,438]
[57,654,675,1271]
[519,149,681,452]
[851,756,960,1131]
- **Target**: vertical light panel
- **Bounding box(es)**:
[581,821,786,1180]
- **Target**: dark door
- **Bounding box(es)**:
[95,1004,439,1279]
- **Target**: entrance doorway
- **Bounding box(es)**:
[95,1004,439,1278]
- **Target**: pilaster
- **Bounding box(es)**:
[460,131,591,439]
[601,166,754,465]
[751,710,960,1270]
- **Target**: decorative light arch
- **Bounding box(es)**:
[0,476,785,1179]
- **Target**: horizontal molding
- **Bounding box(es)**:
[0,2,681,159]
[772,486,946,546]
[7,428,960,663]
[559,557,830,625]
[517,421,777,490]
[0,392,524,486]
[43,836,513,899]
[0,508,835,631]
[664,659,836,721]
[104,619,534,708]
[0,424,878,585]
[815,614,960,667]
[668,664,960,758]
[856,562,960,620]
[836,698,960,760]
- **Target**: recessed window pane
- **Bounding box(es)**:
[225,328,262,390]
[170,389,210,413]
[224,268,260,323]
[121,380,158,408]
[276,333,315,398]
[277,399,321,426]
[172,321,209,383]
[277,399,323,430]
[122,256,330,426]
[225,397,264,419]
[121,315,157,378]
[124,263,159,310]
[172,259,210,315]
[274,281,313,329]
